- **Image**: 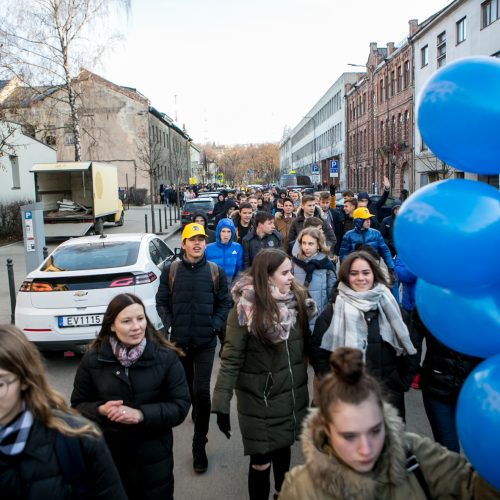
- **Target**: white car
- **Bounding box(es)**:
[15,233,177,350]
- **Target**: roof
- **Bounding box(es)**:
[31,162,92,172]
[1,85,62,108]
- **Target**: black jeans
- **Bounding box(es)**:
[248,446,291,499]
[180,345,215,442]
[423,395,460,453]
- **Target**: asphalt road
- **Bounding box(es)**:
[3,208,434,499]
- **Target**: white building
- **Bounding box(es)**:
[412,0,500,189]
[0,121,57,203]
[279,72,360,190]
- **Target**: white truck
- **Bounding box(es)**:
[31,161,124,238]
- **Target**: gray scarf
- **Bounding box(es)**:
[320,282,416,356]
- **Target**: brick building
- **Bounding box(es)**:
[345,22,417,197]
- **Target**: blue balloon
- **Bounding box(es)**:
[417,57,500,175]
[457,354,500,489]
[416,279,500,358]
[394,179,500,288]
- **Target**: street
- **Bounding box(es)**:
[1,208,433,499]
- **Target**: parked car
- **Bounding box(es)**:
[181,197,216,228]
[197,191,220,204]
[369,194,401,220]
[15,233,176,350]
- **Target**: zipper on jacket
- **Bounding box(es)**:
[285,339,298,440]
[263,372,274,407]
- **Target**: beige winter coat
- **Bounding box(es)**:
[279,404,500,500]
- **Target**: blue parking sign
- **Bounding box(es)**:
[311,163,319,174]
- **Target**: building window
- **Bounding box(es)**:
[10,155,20,189]
[456,17,466,44]
[44,125,56,146]
[404,60,410,87]
[391,116,396,142]
[421,138,428,151]
[420,173,429,186]
[421,45,429,67]
[437,31,446,67]
[64,132,75,145]
[397,113,402,142]
[397,66,403,92]
[379,79,384,103]
[391,71,396,96]
[380,121,384,146]
[482,0,499,28]
[404,111,410,144]
[385,75,389,99]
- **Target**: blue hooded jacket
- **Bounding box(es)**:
[394,255,417,312]
[339,218,395,270]
[206,218,243,285]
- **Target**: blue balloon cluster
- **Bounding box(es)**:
[395,57,500,489]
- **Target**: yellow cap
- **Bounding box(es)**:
[181,223,208,240]
[353,207,375,219]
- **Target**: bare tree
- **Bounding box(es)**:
[136,134,164,233]
[418,154,454,182]
[0,118,18,161]
[0,0,130,161]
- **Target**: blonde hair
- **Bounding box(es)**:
[297,227,330,258]
[0,325,100,437]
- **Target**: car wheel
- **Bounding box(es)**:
[115,212,124,226]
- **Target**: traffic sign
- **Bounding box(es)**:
[329,160,338,178]
[311,163,319,174]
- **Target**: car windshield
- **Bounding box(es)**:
[185,200,213,211]
[40,241,141,271]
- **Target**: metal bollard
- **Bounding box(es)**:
[164,206,168,229]
[43,246,48,259]
[7,259,16,324]
[169,205,173,226]
[158,208,162,233]
[145,214,148,233]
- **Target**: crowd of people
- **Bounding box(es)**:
[0,180,498,499]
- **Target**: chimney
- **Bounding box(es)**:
[387,42,395,56]
[409,19,419,36]
[369,42,378,54]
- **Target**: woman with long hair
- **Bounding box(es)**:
[279,348,500,499]
[71,293,190,500]
[0,325,126,499]
[310,251,417,419]
[212,248,316,500]
[292,227,336,332]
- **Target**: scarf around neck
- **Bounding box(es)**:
[320,282,416,356]
[110,336,147,367]
[232,275,299,344]
[0,401,33,456]
[292,255,334,287]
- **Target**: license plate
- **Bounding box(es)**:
[58,314,104,328]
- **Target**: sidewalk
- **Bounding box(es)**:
[0,204,181,325]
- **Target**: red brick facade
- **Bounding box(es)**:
[345,39,414,196]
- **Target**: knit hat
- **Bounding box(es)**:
[357,191,370,201]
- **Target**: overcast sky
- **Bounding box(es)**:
[101,0,452,145]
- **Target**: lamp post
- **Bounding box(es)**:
[304,115,317,179]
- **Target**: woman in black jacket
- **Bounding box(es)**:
[0,325,126,500]
[71,293,190,500]
[310,250,417,419]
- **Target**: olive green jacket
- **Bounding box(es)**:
[279,404,500,500]
[212,306,309,456]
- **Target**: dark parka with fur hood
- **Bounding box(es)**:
[212,280,315,456]
[279,404,500,500]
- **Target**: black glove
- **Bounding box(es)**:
[329,184,336,196]
[216,412,231,439]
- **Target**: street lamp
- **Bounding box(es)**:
[304,115,317,178]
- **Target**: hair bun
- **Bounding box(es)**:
[329,348,364,383]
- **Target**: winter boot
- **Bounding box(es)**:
[192,438,208,473]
